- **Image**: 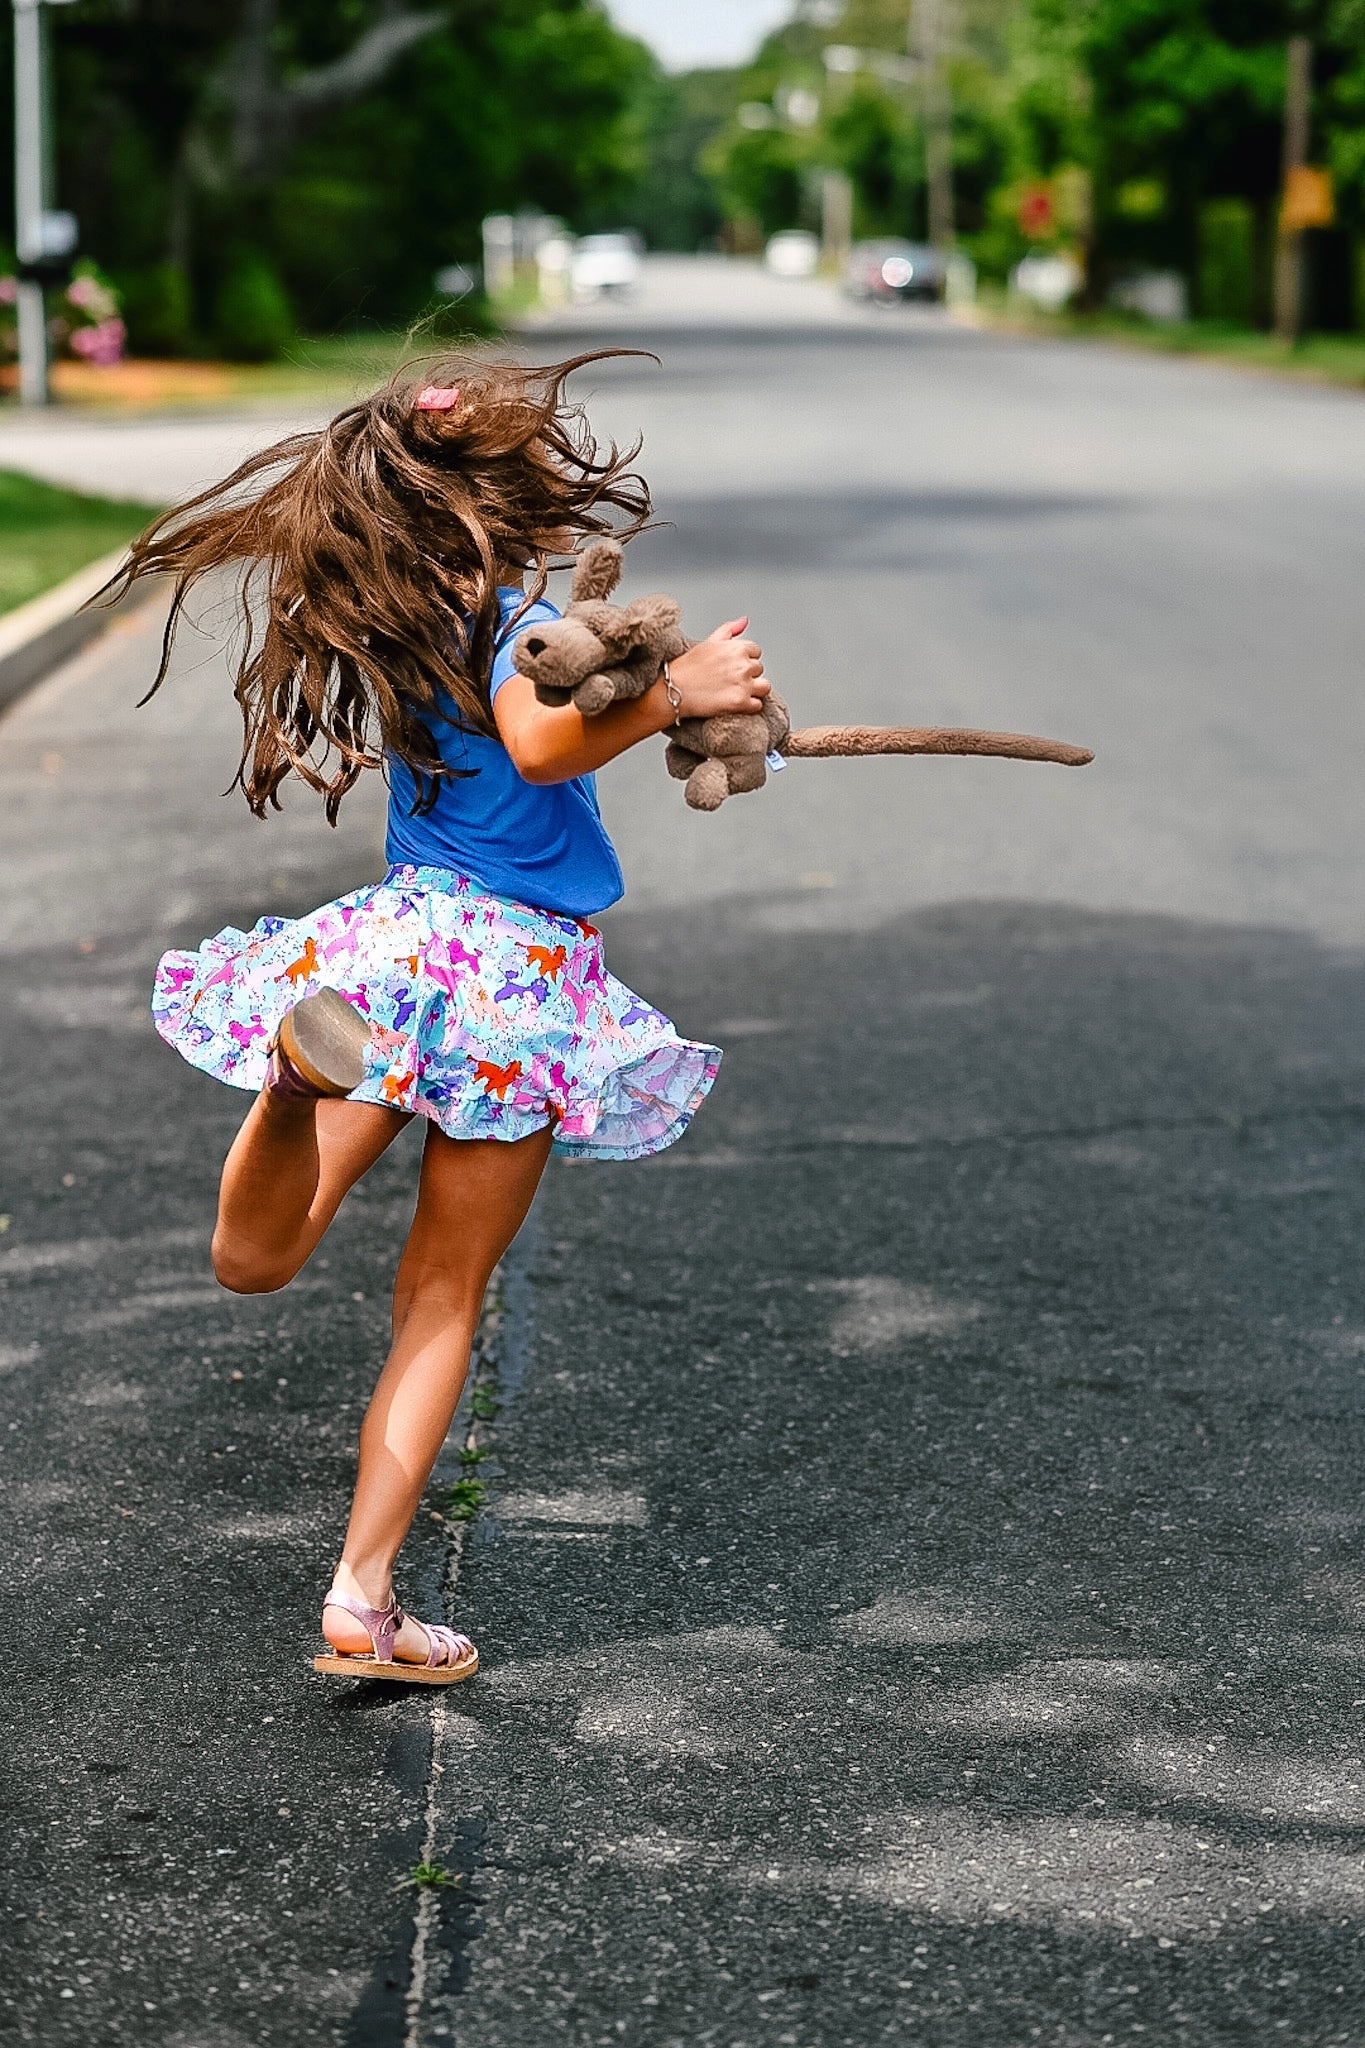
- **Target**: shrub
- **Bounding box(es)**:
[1198,200,1255,324]
[213,253,294,362]
[120,263,194,357]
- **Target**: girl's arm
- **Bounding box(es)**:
[494,618,769,786]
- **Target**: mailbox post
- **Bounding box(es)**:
[12,0,79,407]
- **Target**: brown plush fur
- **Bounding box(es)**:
[512,538,688,715]
[515,543,1094,810]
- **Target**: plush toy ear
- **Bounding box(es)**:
[624,594,683,648]
[570,538,624,605]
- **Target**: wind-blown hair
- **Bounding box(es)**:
[107,351,652,823]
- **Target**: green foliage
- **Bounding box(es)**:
[120,263,194,356]
[1198,198,1257,320]
[705,124,807,239]
[598,67,729,250]
[213,253,295,362]
[6,2,655,351]
[443,1477,488,1521]
[825,84,924,238]
[18,0,1365,346]
[401,1861,462,1890]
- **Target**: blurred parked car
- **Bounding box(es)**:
[571,232,643,301]
[1010,252,1082,313]
[765,230,820,279]
[844,240,947,305]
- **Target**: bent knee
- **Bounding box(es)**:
[211,1237,300,1296]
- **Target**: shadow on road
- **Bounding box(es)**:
[418,893,1365,2047]
[3,891,1364,2044]
[628,488,1131,574]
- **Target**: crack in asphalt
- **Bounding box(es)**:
[404,1274,506,2048]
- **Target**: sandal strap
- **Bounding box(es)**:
[323,1588,403,1664]
[421,1621,473,1668]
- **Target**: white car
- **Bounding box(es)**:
[765,230,819,279]
[571,233,643,301]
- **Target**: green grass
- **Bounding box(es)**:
[970,289,1365,391]
[0,468,159,616]
[221,330,434,401]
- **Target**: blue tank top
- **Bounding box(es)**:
[384,590,624,920]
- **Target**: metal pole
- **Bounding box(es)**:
[1273,34,1311,345]
[13,0,50,405]
[914,0,955,250]
[820,170,852,268]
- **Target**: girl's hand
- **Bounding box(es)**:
[494,614,768,787]
[668,617,768,721]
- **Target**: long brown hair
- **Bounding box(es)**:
[108,350,652,823]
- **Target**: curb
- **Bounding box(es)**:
[0,546,148,718]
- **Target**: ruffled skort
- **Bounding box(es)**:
[152,863,719,1161]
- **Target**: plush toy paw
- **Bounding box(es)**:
[574,671,622,714]
[680,757,732,812]
[664,694,793,809]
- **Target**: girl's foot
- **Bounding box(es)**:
[267,989,369,1100]
[315,1585,478,1686]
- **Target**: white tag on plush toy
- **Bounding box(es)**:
[765,750,787,772]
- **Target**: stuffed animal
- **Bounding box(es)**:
[512,539,687,713]
[514,539,1093,809]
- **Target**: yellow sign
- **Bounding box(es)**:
[1280,165,1334,234]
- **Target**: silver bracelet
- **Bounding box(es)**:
[662,660,683,724]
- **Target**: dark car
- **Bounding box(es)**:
[844,239,947,304]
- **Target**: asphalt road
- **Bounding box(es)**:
[4,278,1365,2048]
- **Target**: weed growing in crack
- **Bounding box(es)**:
[401,1861,462,1891]
[443,1478,488,1522]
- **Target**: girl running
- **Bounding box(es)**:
[117,353,766,1683]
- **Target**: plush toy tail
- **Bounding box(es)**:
[782,726,1093,767]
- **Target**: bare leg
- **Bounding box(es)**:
[212,1092,410,1294]
[323,1121,553,1662]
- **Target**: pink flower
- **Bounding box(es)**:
[0,276,17,305]
[69,317,125,366]
[67,275,118,320]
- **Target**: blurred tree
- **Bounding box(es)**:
[1000,0,1365,324]
[693,0,1365,329]
[700,0,1011,250]
[0,0,652,352]
[593,68,730,250]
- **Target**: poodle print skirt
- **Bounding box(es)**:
[153,863,720,1160]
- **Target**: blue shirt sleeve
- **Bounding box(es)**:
[490,595,561,701]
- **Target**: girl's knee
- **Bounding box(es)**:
[392,1254,489,1326]
[211,1234,300,1296]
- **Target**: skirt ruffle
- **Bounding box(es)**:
[152,863,720,1161]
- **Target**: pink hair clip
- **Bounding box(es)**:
[415,385,461,411]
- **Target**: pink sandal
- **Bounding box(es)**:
[266,989,370,1101]
[313,1589,479,1686]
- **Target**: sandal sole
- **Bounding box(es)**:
[278,990,370,1097]
[312,1651,479,1685]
